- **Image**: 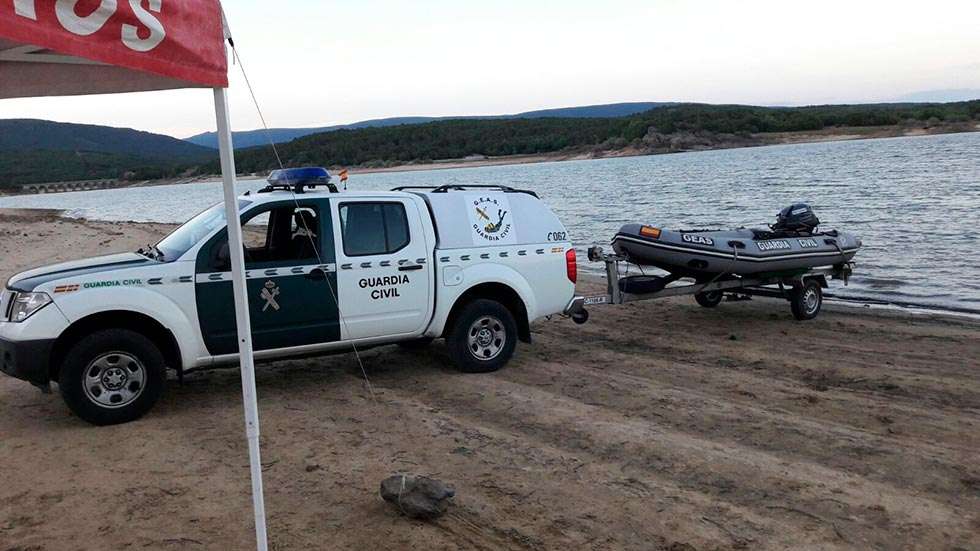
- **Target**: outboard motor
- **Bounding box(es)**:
[773,203,820,234]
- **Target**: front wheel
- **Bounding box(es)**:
[58,329,166,426]
[790,279,823,321]
[446,299,518,373]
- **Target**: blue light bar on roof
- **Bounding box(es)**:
[268,167,331,186]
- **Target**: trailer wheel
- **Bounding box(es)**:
[695,290,724,308]
[447,299,517,373]
[58,329,166,426]
[790,280,822,321]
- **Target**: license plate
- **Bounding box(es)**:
[583,295,609,306]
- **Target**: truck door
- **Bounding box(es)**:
[332,198,432,340]
[195,200,341,356]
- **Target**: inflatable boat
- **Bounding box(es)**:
[611,204,861,278]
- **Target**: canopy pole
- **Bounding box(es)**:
[213,86,269,551]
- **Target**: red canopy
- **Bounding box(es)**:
[0,0,227,98]
[1,4,269,549]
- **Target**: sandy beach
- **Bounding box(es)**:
[0,210,978,550]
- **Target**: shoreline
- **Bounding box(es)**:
[1,208,976,320]
[3,124,974,196]
[2,207,976,322]
[1,210,977,549]
[578,271,980,322]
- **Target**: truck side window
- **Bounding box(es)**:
[339,202,410,256]
[242,211,271,250]
[210,205,320,271]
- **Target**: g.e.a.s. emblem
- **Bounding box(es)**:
[468,195,515,244]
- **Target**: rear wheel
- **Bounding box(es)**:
[790,279,823,320]
[447,299,517,373]
[695,290,724,308]
[58,329,166,426]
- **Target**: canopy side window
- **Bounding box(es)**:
[338,202,410,257]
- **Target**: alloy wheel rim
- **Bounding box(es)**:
[467,316,506,361]
[804,288,819,314]
[82,352,146,409]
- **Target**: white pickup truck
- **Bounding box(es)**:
[0,170,576,425]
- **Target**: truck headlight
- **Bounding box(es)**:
[9,292,52,322]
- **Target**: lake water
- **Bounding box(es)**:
[3,132,979,314]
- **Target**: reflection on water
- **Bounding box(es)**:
[2,132,979,313]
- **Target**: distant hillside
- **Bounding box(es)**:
[184,102,672,149]
[893,89,980,103]
[0,119,214,159]
[184,116,440,149]
[0,119,215,187]
[228,100,980,174]
[6,100,978,189]
[509,102,672,119]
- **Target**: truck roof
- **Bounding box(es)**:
[235,183,566,250]
[240,189,416,201]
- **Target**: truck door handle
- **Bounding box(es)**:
[398,264,423,272]
[305,268,326,280]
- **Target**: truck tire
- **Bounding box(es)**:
[446,299,518,373]
[695,290,724,308]
[790,279,823,321]
[58,329,166,426]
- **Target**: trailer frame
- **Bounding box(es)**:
[564,246,854,322]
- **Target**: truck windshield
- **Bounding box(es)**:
[155,200,252,261]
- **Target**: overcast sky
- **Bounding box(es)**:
[1,0,978,138]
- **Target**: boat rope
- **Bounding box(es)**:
[229,41,377,402]
[828,239,850,285]
[694,245,740,297]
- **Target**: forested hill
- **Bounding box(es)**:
[0,119,213,159]
[0,119,216,187]
[229,101,980,173]
[3,101,978,188]
[184,102,672,149]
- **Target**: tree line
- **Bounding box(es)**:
[0,150,197,187]
[2,100,978,187]
[229,101,980,172]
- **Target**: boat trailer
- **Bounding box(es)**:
[564,246,854,323]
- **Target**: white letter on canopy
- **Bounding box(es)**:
[123,0,165,52]
[55,0,117,36]
[13,0,37,20]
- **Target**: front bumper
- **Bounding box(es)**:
[0,336,55,388]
